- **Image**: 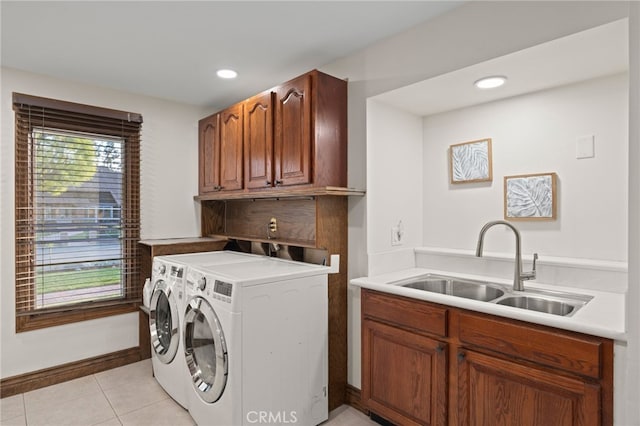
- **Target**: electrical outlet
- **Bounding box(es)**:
[391,226,402,246]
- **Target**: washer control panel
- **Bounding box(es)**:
[186,271,232,304]
[170,265,184,279]
[214,280,232,297]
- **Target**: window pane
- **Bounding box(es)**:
[33,128,125,309]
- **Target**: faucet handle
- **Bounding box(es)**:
[521,253,538,281]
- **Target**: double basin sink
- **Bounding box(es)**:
[393,274,593,317]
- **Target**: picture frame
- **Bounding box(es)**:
[449,138,493,184]
[504,172,557,220]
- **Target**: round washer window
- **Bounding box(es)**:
[149,280,179,363]
[184,297,228,403]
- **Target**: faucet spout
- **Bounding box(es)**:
[475,220,536,291]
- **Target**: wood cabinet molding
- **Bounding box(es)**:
[194,186,364,201]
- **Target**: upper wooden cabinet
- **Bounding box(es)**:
[198,113,220,194]
[289,70,348,188]
[219,102,244,191]
[198,102,244,194]
[198,69,347,197]
[274,73,312,187]
[244,90,274,190]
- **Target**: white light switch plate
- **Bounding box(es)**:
[576,135,595,159]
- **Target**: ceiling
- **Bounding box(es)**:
[373,18,629,117]
[1,1,462,110]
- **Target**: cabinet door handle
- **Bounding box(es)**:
[436,344,444,353]
[213,185,223,191]
[457,351,466,362]
[275,179,283,186]
[265,180,271,186]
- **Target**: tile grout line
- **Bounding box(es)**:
[93,373,120,426]
[1,394,28,426]
[93,362,174,423]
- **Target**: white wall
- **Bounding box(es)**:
[422,74,628,261]
[322,1,634,408]
[0,67,205,378]
[366,99,423,254]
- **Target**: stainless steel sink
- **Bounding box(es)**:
[394,273,593,317]
[496,296,575,316]
[398,275,505,302]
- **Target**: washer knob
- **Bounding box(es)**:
[159,264,166,274]
[197,276,207,291]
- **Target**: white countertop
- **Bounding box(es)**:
[351,267,626,341]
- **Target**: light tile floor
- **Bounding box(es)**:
[1,360,378,426]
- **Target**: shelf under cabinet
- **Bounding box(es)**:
[194,186,365,201]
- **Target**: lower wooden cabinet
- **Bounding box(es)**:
[361,289,613,426]
[457,349,601,426]
[362,319,447,426]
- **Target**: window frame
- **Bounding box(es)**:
[13,93,142,332]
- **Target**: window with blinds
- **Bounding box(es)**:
[13,93,142,331]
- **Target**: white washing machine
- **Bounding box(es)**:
[149,251,266,409]
[183,257,333,426]
[149,256,189,408]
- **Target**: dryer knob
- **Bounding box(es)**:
[159,264,166,274]
[197,277,207,291]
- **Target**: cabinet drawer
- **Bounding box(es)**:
[458,312,603,379]
[362,289,447,337]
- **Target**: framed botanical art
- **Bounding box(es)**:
[504,172,557,220]
[449,138,493,184]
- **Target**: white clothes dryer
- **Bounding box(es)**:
[150,251,265,409]
[168,250,263,267]
[183,258,331,426]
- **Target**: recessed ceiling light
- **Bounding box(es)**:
[474,76,507,89]
[216,69,238,79]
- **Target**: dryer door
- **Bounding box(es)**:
[184,296,228,403]
[149,279,180,363]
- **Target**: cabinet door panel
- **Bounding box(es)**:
[198,114,220,194]
[458,312,602,379]
[363,319,447,426]
[457,349,600,426]
[220,103,244,191]
[244,92,273,189]
[275,74,311,186]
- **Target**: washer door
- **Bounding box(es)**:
[183,297,228,403]
[149,280,179,364]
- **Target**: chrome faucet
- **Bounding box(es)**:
[475,220,538,291]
